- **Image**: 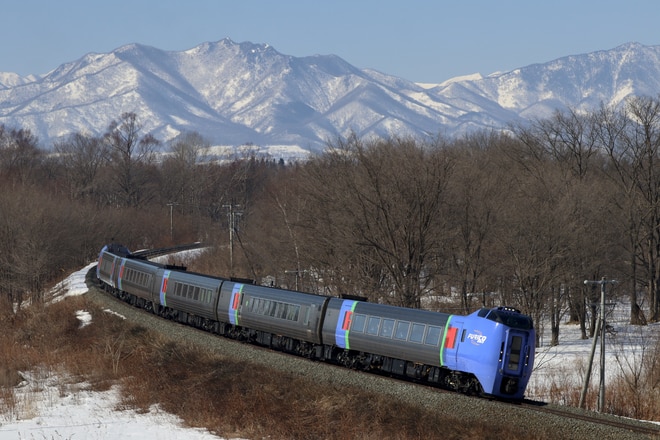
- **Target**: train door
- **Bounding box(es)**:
[502,330,531,376]
[442,320,463,369]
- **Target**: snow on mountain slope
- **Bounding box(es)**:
[0,40,658,154]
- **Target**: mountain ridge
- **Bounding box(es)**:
[0,39,657,153]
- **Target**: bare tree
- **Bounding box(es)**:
[54,132,108,201]
[104,112,160,207]
[301,135,453,308]
[447,132,507,313]
[0,125,43,187]
[161,131,211,239]
[597,96,660,323]
[512,108,618,342]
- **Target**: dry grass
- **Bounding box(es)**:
[528,349,660,422]
[3,296,639,439]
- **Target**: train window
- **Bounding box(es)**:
[425,326,442,346]
[286,304,298,320]
[193,286,200,301]
[410,323,425,343]
[380,319,394,338]
[101,260,112,273]
[303,307,311,325]
[366,317,381,335]
[351,314,366,333]
[394,321,410,340]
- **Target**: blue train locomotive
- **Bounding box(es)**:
[97,244,535,399]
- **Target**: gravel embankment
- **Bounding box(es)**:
[84,267,659,439]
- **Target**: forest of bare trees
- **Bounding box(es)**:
[4,97,660,346]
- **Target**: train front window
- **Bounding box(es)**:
[483,308,534,330]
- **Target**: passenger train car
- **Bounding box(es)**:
[97,244,535,400]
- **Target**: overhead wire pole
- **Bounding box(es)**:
[223,204,241,276]
[167,202,178,241]
[581,277,617,412]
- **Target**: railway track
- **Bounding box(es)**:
[130,242,204,259]
[518,399,660,438]
[85,250,660,439]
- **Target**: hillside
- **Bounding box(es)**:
[1,40,659,153]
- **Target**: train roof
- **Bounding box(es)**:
[476,306,534,330]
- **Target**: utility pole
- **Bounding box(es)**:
[581,277,617,412]
[223,204,241,275]
[167,202,178,241]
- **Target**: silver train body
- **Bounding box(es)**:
[97,244,535,399]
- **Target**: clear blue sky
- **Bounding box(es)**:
[3,0,659,83]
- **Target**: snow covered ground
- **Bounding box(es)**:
[1,262,658,437]
[0,374,221,439]
[0,262,237,440]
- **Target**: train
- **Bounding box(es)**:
[96,243,536,400]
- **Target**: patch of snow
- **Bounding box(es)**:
[0,371,231,439]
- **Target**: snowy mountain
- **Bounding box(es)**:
[0,39,658,154]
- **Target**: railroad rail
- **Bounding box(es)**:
[130,242,204,259]
[517,400,660,438]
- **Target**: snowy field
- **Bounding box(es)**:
[1,262,658,437]
[529,296,660,405]
[0,262,240,440]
